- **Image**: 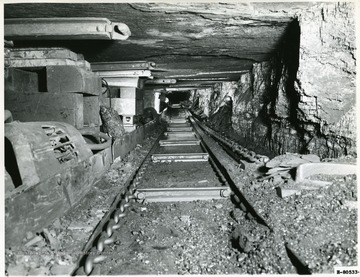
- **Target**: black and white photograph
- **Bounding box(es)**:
[2,1,358,275]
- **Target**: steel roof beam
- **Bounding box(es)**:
[145,79,177,85]
[91,61,155,71]
[96,70,152,78]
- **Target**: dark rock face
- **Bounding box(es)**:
[195,3,356,158]
[99,105,126,139]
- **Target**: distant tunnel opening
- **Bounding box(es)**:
[166,91,192,105]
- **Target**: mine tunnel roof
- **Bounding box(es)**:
[4,2,313,85]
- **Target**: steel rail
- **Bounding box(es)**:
[191,116,269,164]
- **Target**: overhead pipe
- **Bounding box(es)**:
[5,17,131,40]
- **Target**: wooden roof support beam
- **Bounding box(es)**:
[5,17,131,40]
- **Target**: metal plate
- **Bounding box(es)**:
[164,131,196,137]
[159,139,201,146]
[168,122,191,127]
[169,118,188,123]
[152,153,208,162]
[167,127,193,132]
[135,187,231,202]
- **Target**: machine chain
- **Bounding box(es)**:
[76,135,158,275]
[79,167,148,275]
[194,118,269,164]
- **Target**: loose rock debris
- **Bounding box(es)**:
[242,156,357,273]
[98,200,296,275]
[259,152,321,181]
[4,131,357,275]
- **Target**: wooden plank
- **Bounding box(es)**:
[5,68,39,94]
[5,92,84,129]
[46,65,101,95]
[83,95,100,127]
[9,47,79,61]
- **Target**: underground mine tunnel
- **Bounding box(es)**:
[3,2,357,276]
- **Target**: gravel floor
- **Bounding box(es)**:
[97,199,296,275]
[5,120,357,275]
[236,159,357,274]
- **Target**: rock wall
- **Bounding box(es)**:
[195,2,356,159]
[294,2,356,158]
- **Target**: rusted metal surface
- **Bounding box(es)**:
[152,153,209,163]
[5,17,131,40]
[135,187,231,202]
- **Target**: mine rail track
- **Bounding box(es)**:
[72,107,306,275]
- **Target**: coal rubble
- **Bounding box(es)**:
[98,200,297,275]
[241,157,357,273]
